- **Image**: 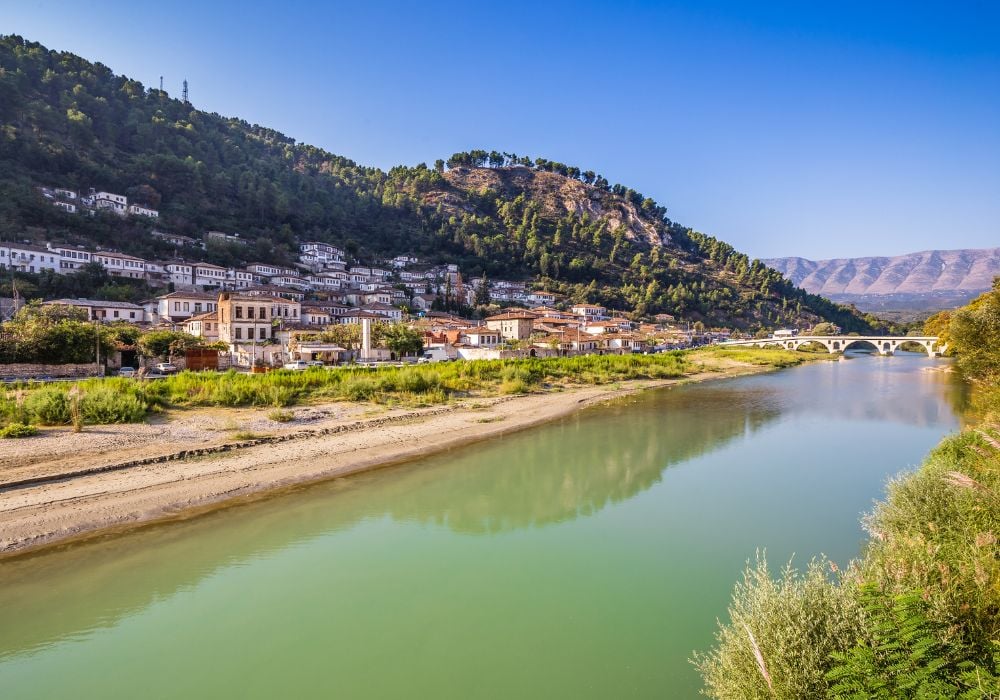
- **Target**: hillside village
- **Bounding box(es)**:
[0,185,721,373]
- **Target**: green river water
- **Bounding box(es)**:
[0,353,968,698]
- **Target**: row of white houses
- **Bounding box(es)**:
[40,187,160,219]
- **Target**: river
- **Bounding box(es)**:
[0,353,968,698]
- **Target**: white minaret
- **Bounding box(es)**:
[361,317,372,361]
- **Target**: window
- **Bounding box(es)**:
[113,310,119,318]
[129,312,135,319]
[259,327,266,340]
[259,307,266,319]
[235,327,242,340]
[247,306,254,319]
[235,306,243,319]
[183,302,189,311]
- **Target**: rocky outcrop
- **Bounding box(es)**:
[765,248,1000,297]
[437,167,670,247]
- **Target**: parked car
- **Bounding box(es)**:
[154,362,178,374]
[283,360,310,371]
[307,360,325,367]
[118,367,136,378]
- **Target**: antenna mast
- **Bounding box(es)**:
[159,75,163,91]
[182,79,189,104]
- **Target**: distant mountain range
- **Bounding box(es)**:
[765,248,1000,311]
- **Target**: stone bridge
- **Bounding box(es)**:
[720,335,944,357]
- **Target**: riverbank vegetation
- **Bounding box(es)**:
[695,282,1000,699]
[0,346,804,432]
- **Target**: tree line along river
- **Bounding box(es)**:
[0,352,969,698]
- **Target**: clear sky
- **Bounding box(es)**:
[6,1,999,260]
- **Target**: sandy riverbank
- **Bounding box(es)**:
[0,359,786,557]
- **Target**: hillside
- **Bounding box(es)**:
[0,34,881,331]
[765,248,1000,312]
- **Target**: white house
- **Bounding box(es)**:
[302,306,333,326]
[45,298,144,323]
[92,251,148,280]
[156,291,219,323]
[246,263,284,279]
[165,262,194,287]
[184,311,219,341]
[49,244,93,272]
[461,328,501,347]
[93,191,127,216]
[225,268,255,289]
[572,303,608,321]
[127,203,159,218]
[0,243,61,274]
[361,302,402,322]
[299,242,345,264]
[193,262,227,287]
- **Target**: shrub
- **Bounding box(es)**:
[692,555,862,699]
[826,584,1000,698]
[23,388,70,425]
[499,378,529,395]
[0,422,38,438]
[861,428,1000,656]
[79,387,147,424]
[268,409,294,423]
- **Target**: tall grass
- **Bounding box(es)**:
[695,392,1000,698]
[0,348,800,428]
[692,554,862,700]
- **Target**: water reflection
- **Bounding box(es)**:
[0,355,967,666]
[387,385,783,534]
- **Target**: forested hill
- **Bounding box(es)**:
[0,34,882,331]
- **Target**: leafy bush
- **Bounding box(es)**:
[0,422,38,438]
[826,584,1000,698]
[861,427,1000,656]
[79,387,146,424]
[692,555,862,699]
[23,388,70,424]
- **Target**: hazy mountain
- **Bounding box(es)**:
[765,248,1000,311]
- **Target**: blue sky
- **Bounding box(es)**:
[7,1,999,259]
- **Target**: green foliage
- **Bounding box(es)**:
[22,387,69,424]
[826,584,1000,699]
[376,323,424,356]
[0,352,709,424]
[861,426,1000,657]
[945,279,1000,383]
[136,330,200,358]
[810,322,840,335]
[0,422,38,438]
[692,555,863,699]
[0,302,106,364]
[78,385,146,423]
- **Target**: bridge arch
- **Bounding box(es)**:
[720,335,941,357]
[841,339,884,355]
